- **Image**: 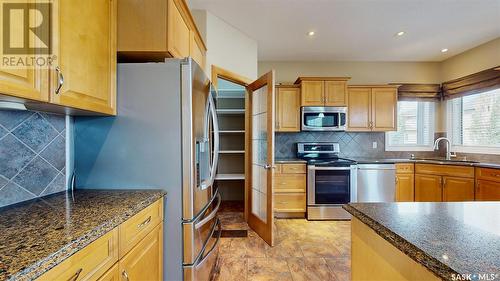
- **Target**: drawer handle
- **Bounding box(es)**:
[69,268,82,281]
[122,270,130,281]
[55,66,64,95]
[279,201,288,204]
[280,182,287,185]
[137,216,152,229]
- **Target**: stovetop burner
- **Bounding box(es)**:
[305,158,356,167]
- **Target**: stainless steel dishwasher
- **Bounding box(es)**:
[357,164,396,202]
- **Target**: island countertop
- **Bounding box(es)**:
[344,202,500,280]
[0,189,166,281]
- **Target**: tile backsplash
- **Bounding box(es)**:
[0,110,66,208]
[275,131,441,159]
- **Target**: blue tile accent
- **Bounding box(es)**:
[0,134,36,179]
[0,182,36,208]
[40,173,66,196]
[12,113,59,153]
[12,156,59,196]
[0,111,34,130]
[0,125,7,139]
[41,113,66,133]
[40,135,66,171]
[0,175,7,189]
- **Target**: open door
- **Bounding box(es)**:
[245,70,275,246]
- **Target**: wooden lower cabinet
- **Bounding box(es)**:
[97,264,120,281]
[476,180,500,201]
[273,164,306,217]
[36,198,164,281]
[415,174,442,202]
[443,177,474,201]
[396,174,414,202]
[120,224,163,281]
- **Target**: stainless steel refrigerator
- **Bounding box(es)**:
[74,58,221,281]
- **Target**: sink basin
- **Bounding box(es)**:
[412,158,479,165]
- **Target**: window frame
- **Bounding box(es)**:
[446,88,500,155]
[385,100,436,152]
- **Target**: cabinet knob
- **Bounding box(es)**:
[55,66,64,95]
[122,270,130,281]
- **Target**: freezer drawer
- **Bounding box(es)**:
[183,191,221,264]
[183,218,221,281]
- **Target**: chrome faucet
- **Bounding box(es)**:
[433,137,455,160]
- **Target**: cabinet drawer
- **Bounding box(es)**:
[415,164,474,178]
[396,163,414,174]
[281,164,306,174]
[274,174,306,193]
[37,229,118,281]
[274,193,306,212]
[119,198,163,258]
[476,167,500,183]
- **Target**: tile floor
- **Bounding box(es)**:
[214,212,351,281]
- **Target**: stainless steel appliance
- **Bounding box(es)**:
[301,106,347,131]
[357,164,396,202]
[73,58,221,281]
[297,142,357,220]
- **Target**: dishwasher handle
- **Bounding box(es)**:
[357,164,396,170]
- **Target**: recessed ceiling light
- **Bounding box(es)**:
[308,31,315,37]
[441,48,449,53]
[396,31,405,36]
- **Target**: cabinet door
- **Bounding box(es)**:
[120,224,163,281]
[415,174,442,202]
[347,88,371,131]
[276,87,300,132]
[97,263,119,281]
[396,174,414,202]
[189,31,205,69]
[324,81,347,106]
[167,0,190,58]
[301,81,324,106]
[476,180,500,201]
[443,177,474,202]
[371,88,397,131]
[51,0,116,115]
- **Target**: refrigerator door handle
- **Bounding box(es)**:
[194,218,221,267]
[195,192,221,229]
[201,90,219,190]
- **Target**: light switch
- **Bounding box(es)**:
[372,141,377,149]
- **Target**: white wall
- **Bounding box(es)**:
[440,38,500,82]
[192,10,258,80]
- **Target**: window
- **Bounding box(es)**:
[447,88,500,154]
[386,101,435,151]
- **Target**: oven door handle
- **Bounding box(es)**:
[309,166,356,171]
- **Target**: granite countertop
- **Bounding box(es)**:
[0,189,166,281]
[275,158,307,164]
[344,202,500,280]
[352,158,500,168]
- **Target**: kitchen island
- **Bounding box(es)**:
[344,202,500,281]
[0,189,166,281]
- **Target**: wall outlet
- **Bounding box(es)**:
[372,141,377,149]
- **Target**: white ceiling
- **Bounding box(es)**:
[188,0,500,62]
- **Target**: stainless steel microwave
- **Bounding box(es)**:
[301,106,347,131]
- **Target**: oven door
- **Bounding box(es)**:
[302,107,346,131]
[308,165,355,205]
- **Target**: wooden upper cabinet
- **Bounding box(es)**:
[117,0,206,64]
[50,0,116,115]
[276,85,300,132]
[347,86,398,132]
[325,80,348,106]
[415,174,442,202]
[301,81,324,106]
[443,177,474,202]
[371,87,397,131]
[296,77,350,107]
[347,87,371,131]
